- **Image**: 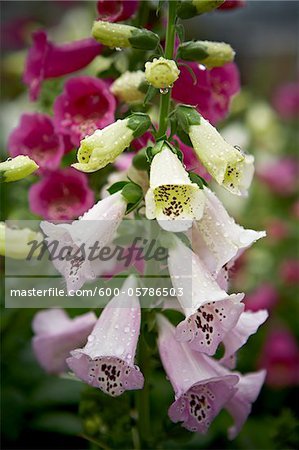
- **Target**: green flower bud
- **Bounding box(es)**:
[177,0,225,19]
[177,41,235,68]
[0,222,43,260]
[92,21,159,50]
[0,155,38,182]
[110,71,146,104]
[72,113,151,173]
[145,57,180,89]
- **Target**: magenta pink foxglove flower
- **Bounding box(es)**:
[218,0,245,10]
[245,283,278,312]
[259,327,299,388]
[97,0,139,22]
[280,259,299,285]
[157,315,238,434]
[272,81,299,120]
[257,157,299,196]
[67,276,144,396]
[168,238,244,355]
[32,309,97,374]
[24,30,102,101]
[172,62,240,125]
[40,192,127,293]
[53,76,116,146]
[29,168,94,220]
[8,113,65,173]
[220,310,268,368]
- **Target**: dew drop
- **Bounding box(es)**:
[159,87,169,95]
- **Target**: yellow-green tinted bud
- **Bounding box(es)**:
[110,71,146,104]
[177,0,225,19]
[177,41,235,68]
[145,57,180,89]
[92,21,159,50]
[0,155,38,182]
[0,223,43,260]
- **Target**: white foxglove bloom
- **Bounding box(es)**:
[72,113,151,173]
[191,187,266,275]
[110,71,146,105]
[0,155,38,182]
[168,238,244,355]
[0,222,43,260]
[40,192,127,293]
[145,143,205,232]
[188,116,254,196]
[220,310,268,368]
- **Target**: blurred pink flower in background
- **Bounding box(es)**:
[272,81,299,120]
[24,30,103,100]
[172,62,240,125]
[29,168,94,220]
[8,113,64,172]
[266,218,289,242]
[280,259,299,285]
[131,130,154,151]
[259,327,299,388]
[97,0,139,22]
[245,283,278,312]
[53,76,116,146]
[257,157,298,196]
[218,1,246,11]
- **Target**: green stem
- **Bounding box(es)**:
[136,333,151,448]
[157,0,177,138]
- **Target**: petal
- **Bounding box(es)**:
[150,146,191,188]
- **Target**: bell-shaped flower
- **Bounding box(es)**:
[72,113,151,173]
[220,310,268,368]
[168,238,244,355]
[110,70,146,105]
[157,315,238,433]
[29,168,95,220]
[145,142,205,232]
[97,0,139,22]
[8,113,65,172]
[0,222,43,259]
[67,276,144,396]
[0,155,38,182]
[32,309,97,374]
[53,76,116,146]
[40,191,127,293]
[24,30,102,101]
[191,187,266,275]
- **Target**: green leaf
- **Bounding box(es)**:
[132,148,150,171]
[175,23,185,43]
[107,180,129,195]
[189,171,207,188]
[143,85,158,106]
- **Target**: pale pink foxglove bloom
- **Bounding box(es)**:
[97,0,139,22]
[145,144,205,232]
[53,76,116,146]
[24,30,102,101]
[272,81,299,120]
[191,187,265,276]
[203,354,266,440]
[40,191,127,293]
[8,113,64,173]
[245,283,278,312]
[220,310,268,368]
[257,157,299,196]
[32,309,97,374]
[172,63,240,125]
[29,168,94,220]
[157,315,239,433]
[168,238,244,355]
[67,276,144,396]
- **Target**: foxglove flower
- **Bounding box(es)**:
[218,0,245,10]
[0,155,38,182]
[272,81,299,120]
[67,276,144,396]
[177,41,235,69]
[32,309,97,374]
[191,187,265,275]
[24,30,102,101]
[72,113,151,173]
[145,143,205,232]
[97,0,139,22]
[53,76,116,146]
[110,71,146,105]
[245,283,278,312]
[8,113,65,172]
[257,157,299,196]
[280,259,299,285]
[40,191,127,293]
[0,222,43,259]
[157,315,238,433]
[172,62,240,125]
[29,168,94,220]
[220,310,268,368]
[168,238,244,355]
[145,58,180,89]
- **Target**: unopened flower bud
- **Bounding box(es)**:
[72,113,152,173]
[177,41,235,68]
[110,71,146,104]
[0,222,43,260]
[92,21,159,50]
[0,155,38,182]
[145,57,180,89]
[177,0,225,19]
